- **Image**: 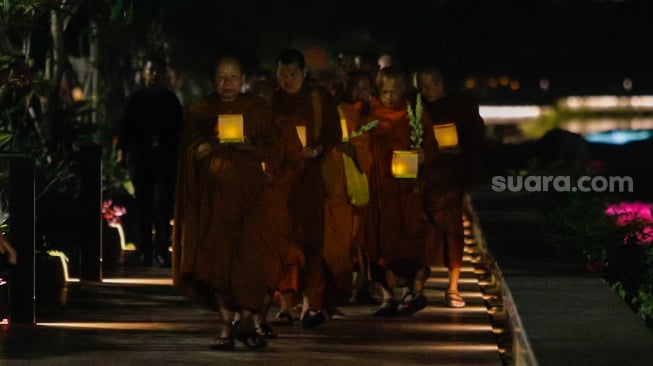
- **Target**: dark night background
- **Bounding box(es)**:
[128,0,653,101]
[8,0,651,107]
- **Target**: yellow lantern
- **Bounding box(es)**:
[72,86,84,102]
[340,118,349,142]
[296,126,307,147]
[216,114,244,143]
[433,123,459,151]
[391,150,419,178]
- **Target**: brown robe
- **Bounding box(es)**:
[265,117,305,293]
[365,97,438,278]
[321,101,371,293]
[421,94,486,267]
[172,93,282,311]
[271,84,341,291]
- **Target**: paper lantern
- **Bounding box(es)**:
[296,126,307,147]
[341,118,349,142]
[391,150,419,178]
[216,114,244,143]
[433,123,458,150]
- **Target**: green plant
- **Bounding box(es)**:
[544,191,653,331]
[101,135,133,198]
[545,191,623,263]
[637,286,653,328]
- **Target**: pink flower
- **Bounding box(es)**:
[605,202,653,244]
[102,199,127,225]
[605,202,653,225]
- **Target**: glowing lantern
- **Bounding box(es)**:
[433,123,459,151]
[72,86,84,101]
[340,118,349,141]
[216,114,244,143]
[391,150,419,178]
[296,126,307,147]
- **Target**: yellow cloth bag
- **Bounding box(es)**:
[342,154,369,206]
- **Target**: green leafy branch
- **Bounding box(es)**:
[407,93,423,148]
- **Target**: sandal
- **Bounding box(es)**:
[233,327,267,350]
[300,309,326,329]
[270,311,294,326]
[445,291,466,308]
[209,335,235,351]
[256,322,278,339]
[324,307,347,320]
[397,292,427,316]
[371,300,398,317]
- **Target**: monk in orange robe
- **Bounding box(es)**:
[255,115,305,329]
[365,66,438,317]
[271,48,341,328]
[322,70,376,308]
[173,56,282,350]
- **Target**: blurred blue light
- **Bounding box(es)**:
[585,129,653,145]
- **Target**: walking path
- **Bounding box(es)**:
[471,187,653,366]
[7,187,652,365]
[0,211,504,365]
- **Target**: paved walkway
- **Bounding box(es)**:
[471,188,653,366]
[0,217,503,365]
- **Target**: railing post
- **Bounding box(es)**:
[79,144,103,282]
[7,155,36,325]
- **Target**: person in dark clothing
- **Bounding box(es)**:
[116,55,183,267]
[416,65,486,308]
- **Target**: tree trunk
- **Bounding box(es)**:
[89,18,99,124]
[41,9,67,161]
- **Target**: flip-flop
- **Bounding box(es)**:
[270,311,294,326]
[445,292,466,308]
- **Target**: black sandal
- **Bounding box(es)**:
[209,335,235,351]
[397,292,428,316]
[256,322,278,339]
[300,309,326,329]
[371,300,398,317]
[233,327,268,350]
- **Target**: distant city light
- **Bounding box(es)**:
[465,77,477,89]
[623,78,633,91]
[561,95,653,111]
[630,96,653,108]
[481,95,653,126]
[585,129,653,145]
[561,117,653,135]
[539,78,550,91]
[479,105,542,121]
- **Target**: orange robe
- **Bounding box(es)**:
[364,97,438,278]
[321,101,371,293]
[172,93,282,311]
[271,85,341,292]
[265,117,305,293]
